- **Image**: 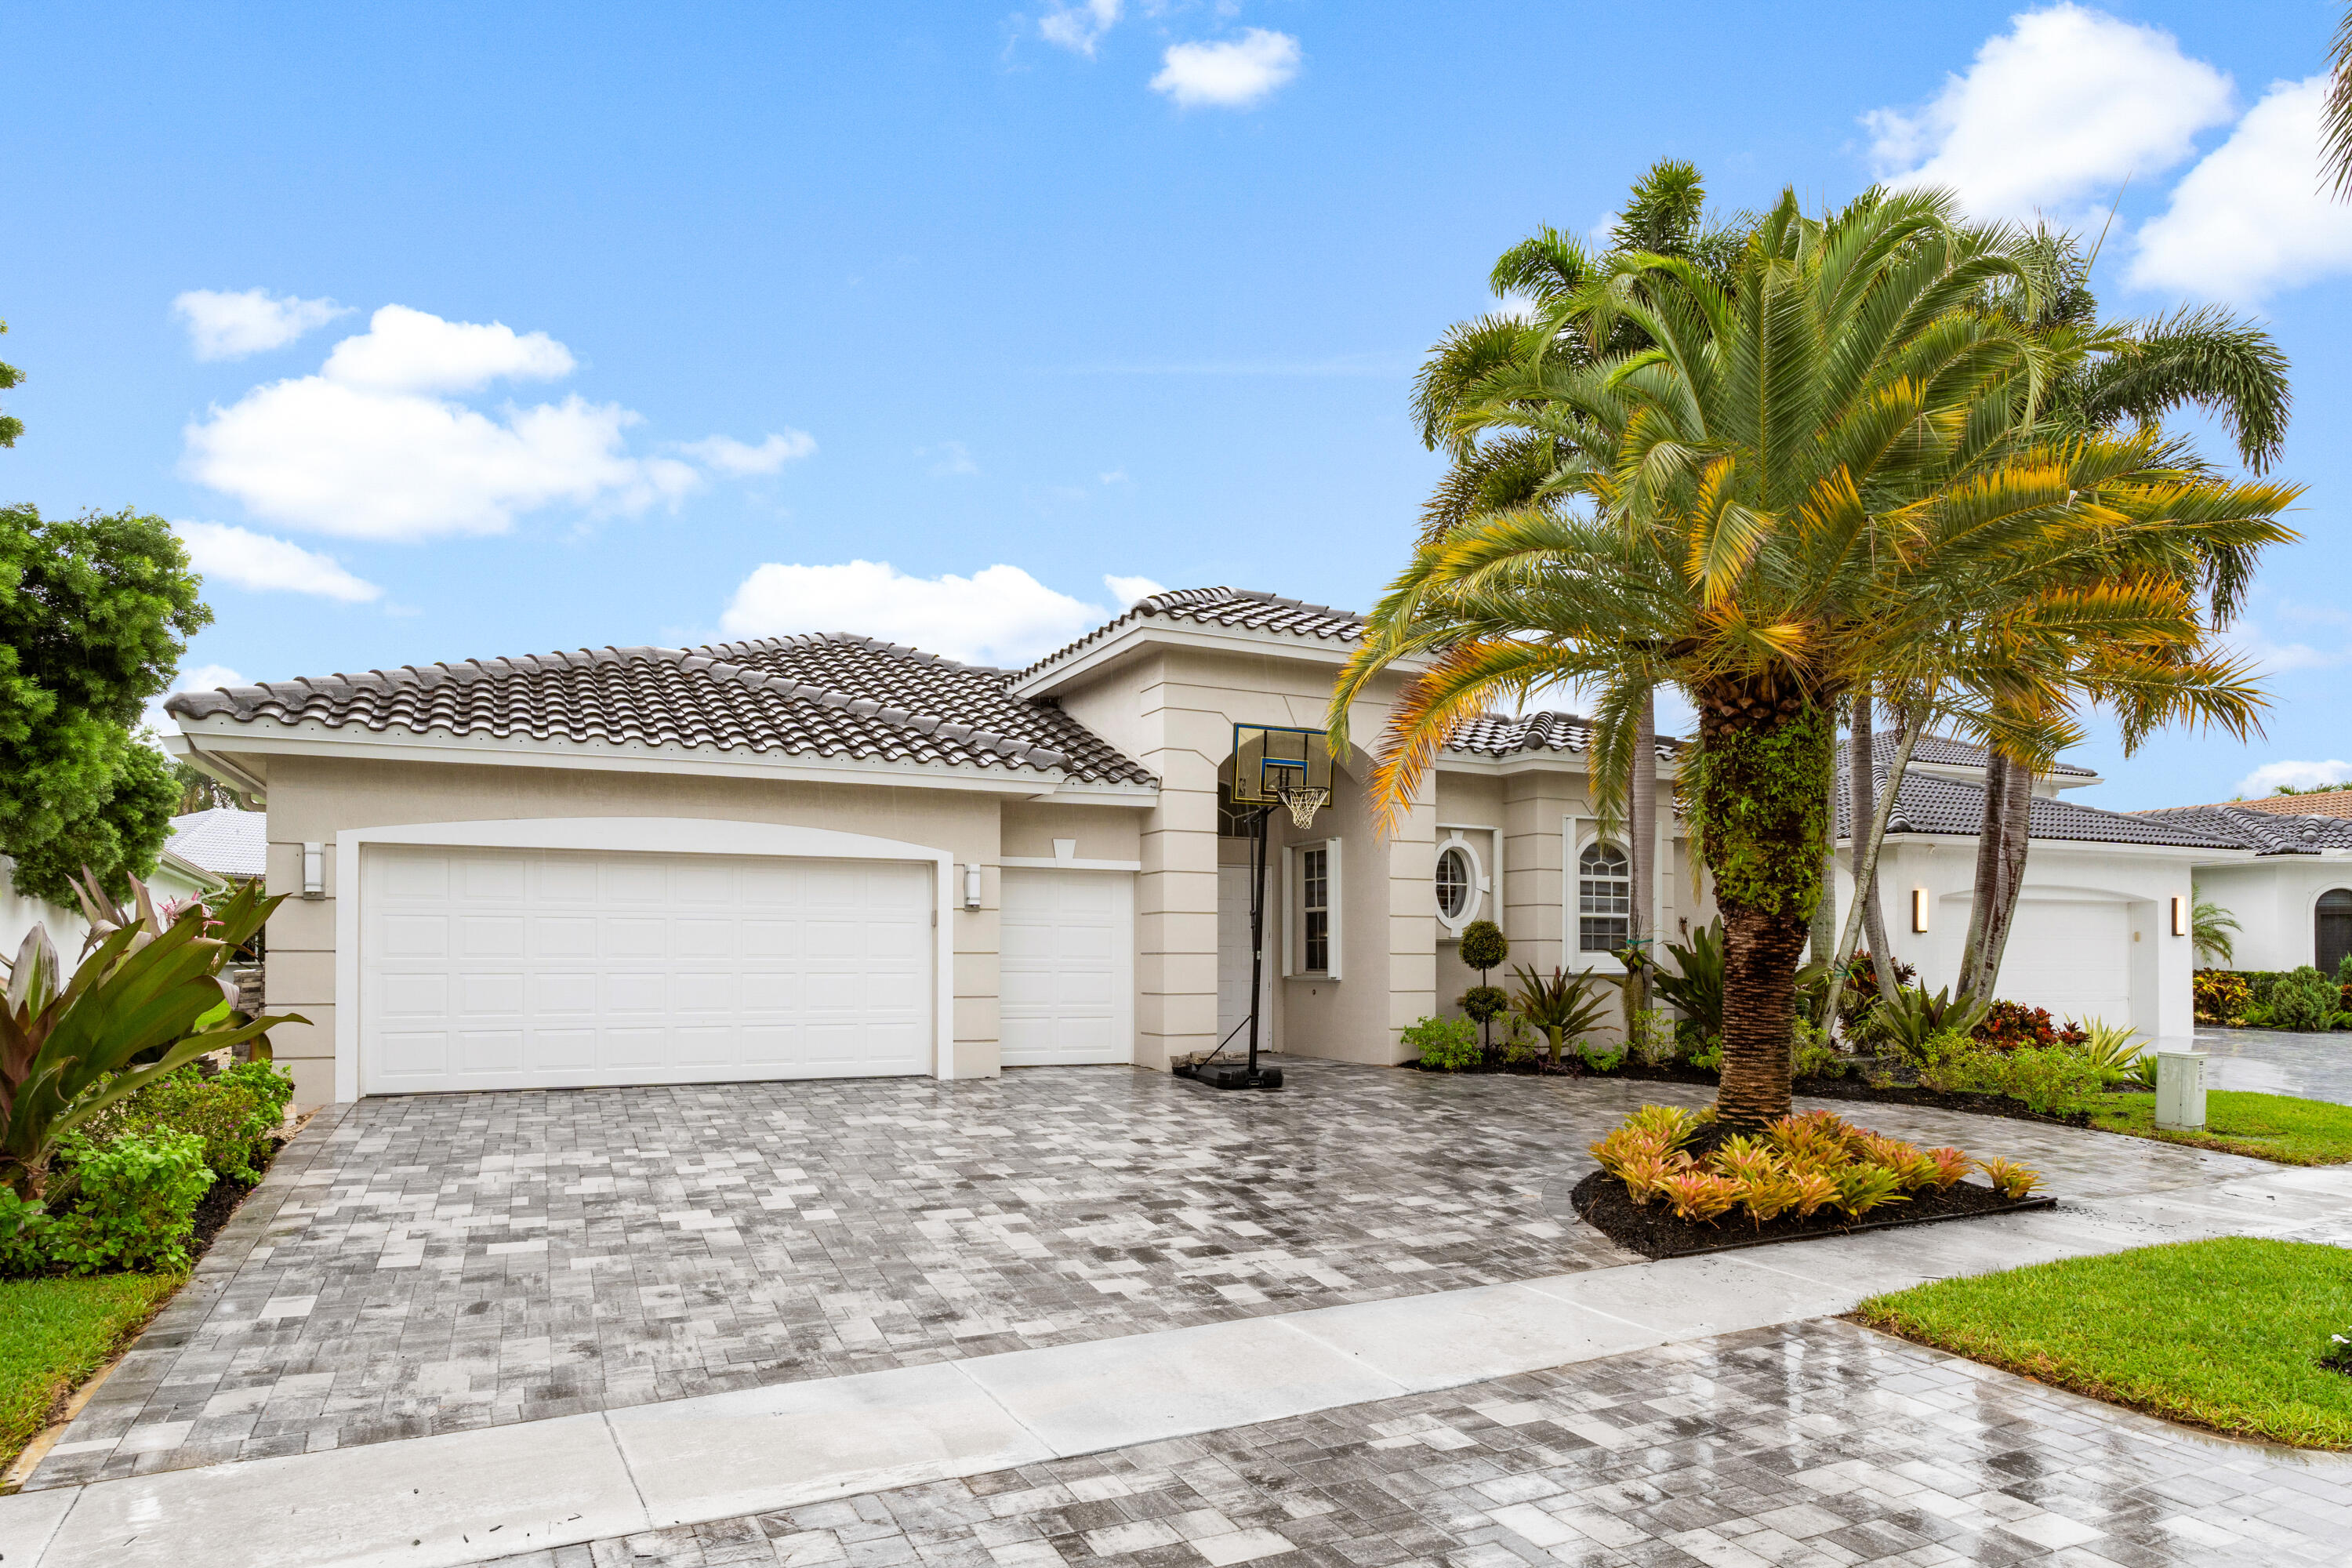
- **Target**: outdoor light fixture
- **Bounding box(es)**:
[1911,887,1929,933]
[2172,895,2189,937]
[302,842,325,900]
[962,864,982,910]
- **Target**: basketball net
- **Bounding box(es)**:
[1279,786,1330,830]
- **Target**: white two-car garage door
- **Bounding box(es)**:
[360,845,934,1094]
[998,867,1134,1065]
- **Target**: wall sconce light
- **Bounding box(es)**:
[963,863,982,910]
[1911,887,1929,933]
[302,842,325,900]
[2171,895,2188,937]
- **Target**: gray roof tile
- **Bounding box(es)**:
[1838,757,2241,849]
[165,808,267,879]
[165,635,1156,786]
[1443,711,1685,760]
[1839,731,2097,778]
[1014,586,1366,682]
[2136,804,2352,855]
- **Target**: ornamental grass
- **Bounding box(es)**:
[1588,1105,2038,1227]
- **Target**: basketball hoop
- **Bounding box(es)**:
[1279,785,1330,830]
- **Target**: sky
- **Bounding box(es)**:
[2,1,2350,810]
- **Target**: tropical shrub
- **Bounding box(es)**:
[2074,1019,2144,1080]
[1579,1040,1626,1073]
[2193,970,2251,1024]
[46,1130,213,1274]
[2270,968,2338,1033]
[1790,1018,1846,1080]
[1650,920,1724,1035]
[1973,1000,2085,1051]
[1893,1029,2103,1113]
[77,1060,292,1185]
[2340,953,2352,989]
[1507,965,1613,1065]
[1807,949,1918,1031]
[1,877,301,1198]
[1403,1014,1481,1072]
[0,1189,49,1278]
[1867,987,1990,1054]
[1625,1007,1679,1068]
[1587,1104,2036,1228]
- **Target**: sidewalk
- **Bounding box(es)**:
[5,1159,2345,1568]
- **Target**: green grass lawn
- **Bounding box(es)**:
[2087,1088,2352,1165]
[1857,1238,2352,1448]
[0,1273,180,1476]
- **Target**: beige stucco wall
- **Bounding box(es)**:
[1053,644,1432,1070]
[999,802,1144,862]
[256,753,1009,1104]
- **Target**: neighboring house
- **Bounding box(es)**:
[2196,788,2352,820]
[2134,802,2352,977]
[165,807,269,884]
[163,587,1698,1105]
[0,836,226,962]
[1827,735,2232,1047]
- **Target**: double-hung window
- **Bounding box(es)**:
[1301,845,1330,972]
[1577,842,1631,953]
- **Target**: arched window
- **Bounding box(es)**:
[2318,889,2352,977]
[1430,851,1468,926]
[1578,842,1631,953]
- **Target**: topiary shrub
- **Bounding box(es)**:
[1403,1014,1480,1072]
[47,1130,214,1275]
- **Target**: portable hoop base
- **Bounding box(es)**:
[1177,1058,1285,1091]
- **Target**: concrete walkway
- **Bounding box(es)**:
[5,1159,2346,1568]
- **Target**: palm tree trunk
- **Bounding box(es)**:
[1819,705,1926,1034]
[1628,691,1656,1011]
[1719,905,1809,1127]
[1959,750,2011,1000]
[1976,755,2036,993]
[1848,695,1898,1000]
[1806,706,1840,968]
[1690,692,1834,1130]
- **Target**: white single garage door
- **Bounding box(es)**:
[1994,897,2135,1029]
[360,844,933,1094]
[1000,867,1134,1066]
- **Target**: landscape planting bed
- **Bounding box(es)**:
[1570,1167,2055,1258]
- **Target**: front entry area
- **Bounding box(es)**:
[358,844,934,1094]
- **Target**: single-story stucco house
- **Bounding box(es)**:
[2136,800,2352,978]
[166,586,2267,1105]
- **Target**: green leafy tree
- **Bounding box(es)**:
[0,507,211,903]
[1334,188,2294,1127]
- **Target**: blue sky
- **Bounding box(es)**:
[3,1,2348,809]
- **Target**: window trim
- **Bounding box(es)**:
[1432,832,1486,933]
[1577,838,1633,959]
[1563,816,1634,973]
[1285,836,1343,979]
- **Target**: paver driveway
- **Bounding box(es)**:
[30,1059,2268,1490]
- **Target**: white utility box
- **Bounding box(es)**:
[2154,1051,2207,1131]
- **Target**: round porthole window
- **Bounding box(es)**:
[1436,842,1479,927]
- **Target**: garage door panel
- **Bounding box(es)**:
[1994,898,2133,1027]
[362,845,935,1093]
[999,868,1133,1067]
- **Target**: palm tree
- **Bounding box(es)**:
[1409,162,1745,1004]
[1334,188,2296,1127]
[2192,897,2241,967]
[2328,6,2352,195]
[1955,229,2291,1001]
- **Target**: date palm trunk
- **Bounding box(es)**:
[1960,747,2036,998]
[1848,695,1898,1001]
[1691,691,1834,1129]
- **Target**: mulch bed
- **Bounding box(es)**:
[1412,1055,2103,1129]
[1570,1167,2054,1260]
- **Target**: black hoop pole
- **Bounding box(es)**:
[1247,800,1271,1075]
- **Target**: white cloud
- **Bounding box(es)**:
[1040,0,1119,55]
[319,304,573,394]
[145,662,247,734]
[2217,619,2352,674]
[1863,4,2231,223]
[1151,29,1301,109]
[927,440,980,477]
[173,289,350,360]
[182,306,730,541]
[720,561,1111,666]
[1103,573,1163,607]
[2236,759,2352,797]
[2129,75,2352,302]
[676,431,817,475]
[176,521,381,603]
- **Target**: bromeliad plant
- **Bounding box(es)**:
[0,876,304,1199]
[1507,964,1614,1065]
[1589,1103,2032,1228]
